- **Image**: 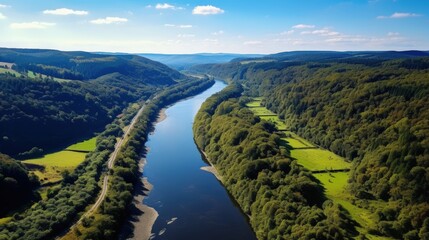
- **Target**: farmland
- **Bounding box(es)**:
[23,137,97,183]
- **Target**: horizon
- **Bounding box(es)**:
[0,0,428,53]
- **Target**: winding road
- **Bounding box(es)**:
[60,101,148,238]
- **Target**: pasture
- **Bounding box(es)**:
[291,148,350,171]
[0,68,22,77]
[282,137,310,149]
[23,150,86,183]
[66,137,97,152]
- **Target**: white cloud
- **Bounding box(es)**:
[164,24,192,28]
[300,28,340,37]
[192,5,224,15]
[43,8,88,16]
[0,13,5,19]
[0,4,10,8]
[280,30,295,35]
[388,32,400,36]
[243,41,262,45]
[177,34,195,38]
[10,22,56,29]
[211,30,224,36]
[377,12,421,19]
[90,17,128,25]
[156,3,174,9]
[292,24,315,29]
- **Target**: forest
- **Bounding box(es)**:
[0,47,215,238]
[194,84,357,239]
[192,52,429,239]
[0,77,214,240]
[0,48,186,157]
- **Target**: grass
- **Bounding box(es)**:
[23,151,87,183]
[66,137,97,152]
[0,217,12,225]
[314,172,391,239]
[250,106,275,115]
[259,116,288,130]
[291,149,350,171]
[0,68,22,77]
[246,98,288,130]
[282,137,309,148]
[246,100,261,107]
[27,70,70,82]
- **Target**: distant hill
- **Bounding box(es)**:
[138,53,264,70]
[0,48,184,84]
[261,50,429,63]
[0,47,187,157]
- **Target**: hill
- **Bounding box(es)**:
[191,51,429,239]
[0,48,186,157]
[139,53,264,70]
[0,48,183,84]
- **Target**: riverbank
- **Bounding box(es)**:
[120,110,166,240]
[120,159,158,240]
[199,151,223,182]
[156,108,167,124]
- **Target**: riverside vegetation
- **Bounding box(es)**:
[194,83,357,239]
[0,47,214,239]
[192,51,429,239]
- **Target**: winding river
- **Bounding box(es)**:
[134,80,256,240]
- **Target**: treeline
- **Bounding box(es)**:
[74,78,215,239]
[0,154,40,216]
[0,118,122,239]
[193,84,357,239]
[0,73,155,157]
[0,78,214,239]
[193,56,429,238]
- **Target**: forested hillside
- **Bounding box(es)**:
[192,52,429,239]
[194,84,357,239]
[0,48,186,157]
[0,154,39,216]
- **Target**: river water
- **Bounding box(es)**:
[139,80,256,240]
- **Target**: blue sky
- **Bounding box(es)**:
[0,0,428,53]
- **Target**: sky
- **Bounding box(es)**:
[0,0,428,54]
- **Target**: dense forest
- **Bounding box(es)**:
[194,84,357,239]
[0,77,214,240]
[0,48,186,157]
[192,52,429,239]
[0,154,39,216]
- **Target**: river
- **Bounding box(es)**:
[130,80,256,240]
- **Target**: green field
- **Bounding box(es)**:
[23,151,87,183]
[66,137,97,152]
[246,100,262,107]
[249,106,275,115]
[0,68,22,77]
[246,99,288,130]
[282,137,310,148]
[291,149,350,171]
[314,172,391,239]
[27,70,70,82]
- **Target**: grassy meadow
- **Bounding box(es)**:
[66,137,97,152]
[23,137,97,183]
[290,149,351,171]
